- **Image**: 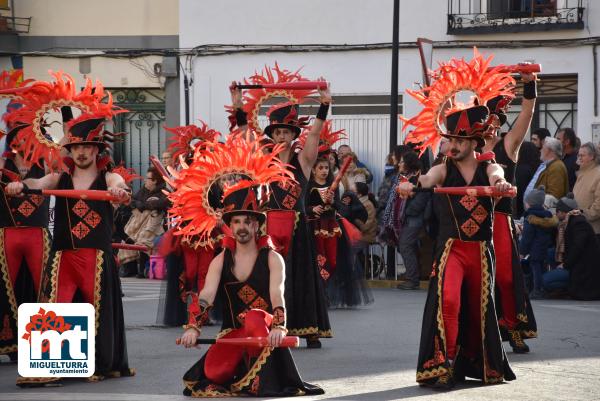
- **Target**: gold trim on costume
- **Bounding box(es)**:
[479,242,494,384]
[416,366,449,382]
[0,228,18,354]
[47,251,62,302]
[230,346,272,392]
[38,228,51,301]
[93,250,104,336]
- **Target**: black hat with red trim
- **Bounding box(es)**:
[221,183,267,225]
[263,102,309,139]
[443,106,490,147]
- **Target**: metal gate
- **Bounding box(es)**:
[110,88,167,190]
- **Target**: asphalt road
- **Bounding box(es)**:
[1,278,599,401]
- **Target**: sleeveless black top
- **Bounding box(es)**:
[220,247,273,330]
[0,159,49,228]
[437,159,494,242]
[267,153,306,214]
[493,136,516,214]
[52,172,113,251]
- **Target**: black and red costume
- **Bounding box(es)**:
[33,171,133,378]
[416,107,515,385]
[492,135,537,342]
[182,236,324,397]
[264,103,331,339]
[0,134,50,357]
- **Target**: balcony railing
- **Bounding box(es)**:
[447,0,584,34]
[0,15,31,34]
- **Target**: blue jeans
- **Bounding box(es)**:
[530,259,546,292]
[543,268,569,291]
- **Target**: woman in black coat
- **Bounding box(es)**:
[515,141,541,218]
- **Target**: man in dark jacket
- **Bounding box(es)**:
[544,194,600,300]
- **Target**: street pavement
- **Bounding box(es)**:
[1,277,599,400]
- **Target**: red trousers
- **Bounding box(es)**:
[442,240,483,360]
[54,248,101,304]
[3,227,47,297]
[204,309,273,384]
[182,245,213,293]
[493,213,518,329]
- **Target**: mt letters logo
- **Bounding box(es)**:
[18,303,95,377]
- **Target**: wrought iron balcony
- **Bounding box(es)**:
[0,15,31,34]
[447,0,584,34]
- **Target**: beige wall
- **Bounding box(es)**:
[15,0,178,36]
[23,56,164,88]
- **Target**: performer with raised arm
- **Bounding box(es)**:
[0,123,50,362]
[482,72,538,353]
[6,112,134,385]
[398,105,516,389]
[229,73,332,348]
[169,132,324,397]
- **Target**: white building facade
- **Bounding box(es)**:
[180,0,597,191]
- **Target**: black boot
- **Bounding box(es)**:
[508,330,530,353]
[306,335,322,349]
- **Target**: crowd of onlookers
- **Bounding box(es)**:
[117,127,600,301]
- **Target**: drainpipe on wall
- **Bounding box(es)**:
[593,44,598,117]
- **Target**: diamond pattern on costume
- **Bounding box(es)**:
[460,218,480,237]
[29,194,44,207]
[71,221,90,239]
[17,200,35,217]
[320,268,330,281]
[289,184,301,198]
[84,211,101,228]
[237,285,257,304]
[282,194,297,209]
[472,204,488,224]
[237,310,247,325]
[72,200,90,218]
[250,296,268,311]
[249,376,260,395]
[317,254,326,268]
[459,195,478,211]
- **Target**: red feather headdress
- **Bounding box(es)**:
[5,71,124,170]
[0,70,32,138]
[297,120,347,154]
[226,63,316,135]
[112,163,142,185]
[166,134,294,246]
[402,48,515,155]
[165,121,221,162]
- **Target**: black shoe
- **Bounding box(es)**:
[508,330,530,353]
[306,337,322,349]
[397,281,419,290]
[421,367,455,390]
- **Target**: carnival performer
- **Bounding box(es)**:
[7,112,135,385]
[482,71,538,353]
[168,130,323,396]
[398,105,516,388]
[0,123,51,361]
[229,80,332,348]
[304,124,372,308]
[157,122,223,327]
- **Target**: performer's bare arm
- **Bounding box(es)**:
[5,172,61,195]
[267,250,287,347]
[106,171,132,201]
[179,252,224,348]
[487,163,512,192]
[299,86,332,179]
[504,73,537,161]
[230,81,251,136]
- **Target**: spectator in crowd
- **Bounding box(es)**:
[396,151,430,290]
[161,150,174,169]
[519,186,554,299]
[523,137,568,208]
[119,167,169,278]
[328,150,339,177]
[354,182,378,244]
[338,144,373,183]
[531,128,550,150]
[431,137,450,167]
[573,142,600,242]
[555,128,579,190]
[543,194,600,300]
[340,152,368,194]
[515,141,541,218]
[376,145,411,219]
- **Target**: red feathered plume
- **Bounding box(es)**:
[5,71,125,171]
[402,48,515,156]
[297,120,347,154]
[226,63,316,135]
[112,163,142,184]
[165,121,221,163]
[166,134,294,247]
